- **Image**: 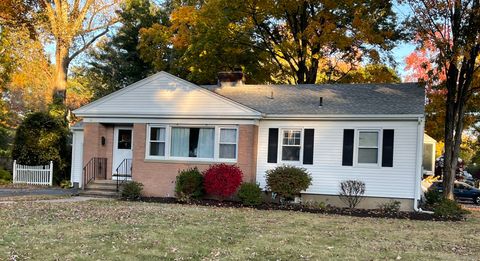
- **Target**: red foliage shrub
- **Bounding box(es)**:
[203,164,243,198]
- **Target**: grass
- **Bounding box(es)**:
[0,200,479,260]
[0,194,71,202]
[0,183,53,189]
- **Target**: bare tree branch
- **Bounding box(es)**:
[68,28,109,62]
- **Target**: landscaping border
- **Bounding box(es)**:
[139,197,466,222]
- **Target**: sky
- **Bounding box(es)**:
[392,42,416,80]
[391,3,417,80]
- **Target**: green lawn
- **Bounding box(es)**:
[0,200,479,260]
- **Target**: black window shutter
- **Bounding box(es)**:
[382,129,394,167]
[267,128,279,163]
[303,129,314,164]
[342,129,354,166]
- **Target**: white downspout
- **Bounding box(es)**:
[414,116,425,212]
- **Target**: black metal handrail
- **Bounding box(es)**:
[115,158,132,191]
[83,157,107,188]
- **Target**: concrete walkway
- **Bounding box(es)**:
[0,188,77,197]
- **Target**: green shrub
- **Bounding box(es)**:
[433,199,470,219]
[175,167,203,201]
[121,181,144,200]
[302,200,326,210]
[265,165,312,201]
[425,189,442,206]
[377,200,401,214]
[0,168,12,181]
[12,112,70,184]
[238,182,263,206]
[60,180,71,188]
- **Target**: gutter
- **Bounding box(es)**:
[73,113,263,120]
[263,114,424,121]
[414,116,425,212]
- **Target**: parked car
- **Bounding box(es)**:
[430,181,480,205]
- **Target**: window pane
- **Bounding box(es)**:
[423,144,433,171]
[358,148,378,163]
[150,142,165,156]
[359,132,378,147]
[220,144,236,159]
[283,130,301,145]
[197,128,214,158]
[150,127,165,141]
[282,146,300,161]
[117,129,132,149]
[171,127,190,157]
[171,127,214,158]
[220,129,237,143]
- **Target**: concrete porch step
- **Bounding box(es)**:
[90,180,118,185]
[80,179,124,198]
[79,189,120,198]
[85,183,118,191]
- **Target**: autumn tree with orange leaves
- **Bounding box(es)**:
[402,0,480,199]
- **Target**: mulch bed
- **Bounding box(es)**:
[139,197,465,222]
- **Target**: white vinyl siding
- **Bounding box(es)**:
[74,72,260,118]
[256,120,419,199]
[70,130,84,188]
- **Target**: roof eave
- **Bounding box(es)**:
[73,113,263,120]
[263,114,424,120]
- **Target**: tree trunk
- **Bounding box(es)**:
[53,42,70,103]
[306,57,319,84]
[296,60,306,84]
[442,65,458,200]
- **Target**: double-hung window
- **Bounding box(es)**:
[219,128,237,159]
[357,131,379,164]
[281,129,301,161]
[149,127,166,156]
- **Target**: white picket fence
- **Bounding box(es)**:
[12,160,53,186]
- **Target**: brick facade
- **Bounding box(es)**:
[131,123,258,197]
[82,123,114,180]
[83,122,258,197]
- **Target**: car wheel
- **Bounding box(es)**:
[475,196,480,205]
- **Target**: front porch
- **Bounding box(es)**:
[70,122,134,196]
[80,156,132,197]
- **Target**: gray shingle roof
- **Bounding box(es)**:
[201,83,424,116]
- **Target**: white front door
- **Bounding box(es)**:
[113,126,133,178]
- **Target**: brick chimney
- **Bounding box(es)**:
[217,71,244,87]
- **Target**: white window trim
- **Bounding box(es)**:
[218,127,239,160]
[145,124,238,163]
[145,124,168,160]
[278,128,303,164]
[354,129,382,167]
